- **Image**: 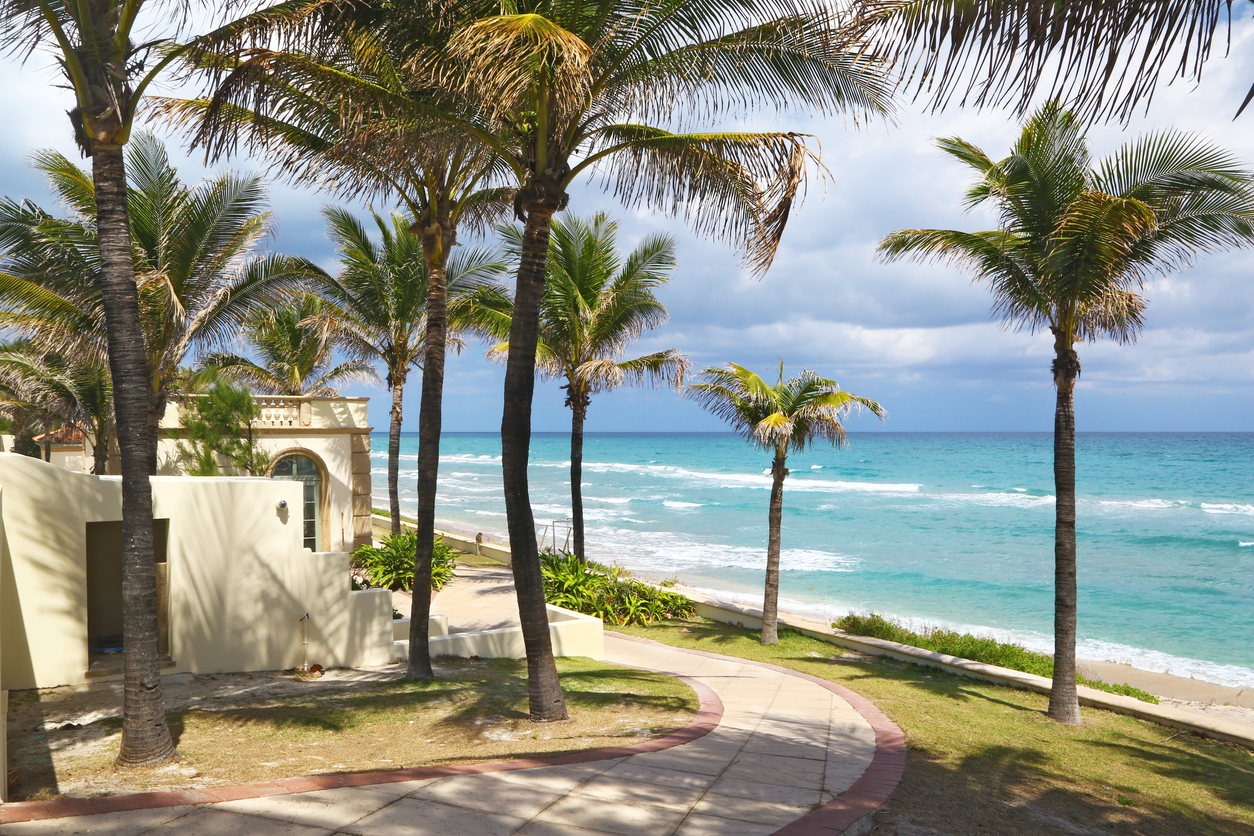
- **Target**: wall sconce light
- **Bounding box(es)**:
[276,499,288,510]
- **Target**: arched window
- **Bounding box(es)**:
[271,453,322,551]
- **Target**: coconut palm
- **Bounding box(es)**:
[0,0,276,767]
[314,208,503,544]
[877,102,1254,723]
[687,363,884,644]
[204,295,378,396]
[0,136,317,473]
[481,213,688,562]
[427,0,894,721]
[0,343,114,474]
[159,5,515,679]
[855,0,1243,121]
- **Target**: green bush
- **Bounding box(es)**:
[353,530,457,592]
[540,551,695,626]
[834,613,1159,704]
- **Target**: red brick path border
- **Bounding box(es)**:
[1,638,906,835]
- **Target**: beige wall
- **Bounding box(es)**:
[0,454,394,692]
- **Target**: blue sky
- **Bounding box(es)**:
[2,17,1252,434]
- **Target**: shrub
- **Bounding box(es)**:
[353,530,457,592]
[540,551,695,626]
[834,613,1159,704]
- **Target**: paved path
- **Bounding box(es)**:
[0,571,904,836]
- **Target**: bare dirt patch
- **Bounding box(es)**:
[5,656,696,801]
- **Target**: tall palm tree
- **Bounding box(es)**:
[205,295,379,396]
[314,208,502,543]
[482,213,688,562]
[0,0,286,767]
[877,102,1254,722]
[0,343,114,475]
[427,0,894,721]
[0,136,316,473]
[159,4,514,679]
[688,363,883,644]
[855,0,1243,122]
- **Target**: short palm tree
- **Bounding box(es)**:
[0,136,317,473]
[0,343,114,474]
[205,295,379,396]
[877,102,1254,723]
[482,213,688,562]
[431,0,894,721]
[314,207,503,538]
[687,363,884,644]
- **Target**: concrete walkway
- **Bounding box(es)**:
[0,570,904,836]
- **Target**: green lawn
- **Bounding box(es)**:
[614,619,1254,836]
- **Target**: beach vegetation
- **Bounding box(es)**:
[354,530,458,593]
[878,103,1254,724]
[204,294,379,397]
[618,617,1254,836]
[429,0,894,723]
[476,213,688,563]
[541,551,696,626]
[687,363,884,644]
[835,613,1159,703]
[170,377,271,477]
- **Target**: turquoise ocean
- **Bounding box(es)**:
[372,432,1254,688]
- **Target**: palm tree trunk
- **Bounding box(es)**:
[92,430,110,475]
[570,403,587,562]
[762,450,787,645]
[388,378,405,535]
[1049,333,1082,725]
[92,141,178,767]
[502,201,568,722]
[146,401,164,475]
[407,238,452,680]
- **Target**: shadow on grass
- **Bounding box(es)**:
[877,740,1254,836]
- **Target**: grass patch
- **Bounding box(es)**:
[835,613,1159,703]
[612,619,1253,836]
[8,656,696,802]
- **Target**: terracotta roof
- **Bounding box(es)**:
[32,426,84,444]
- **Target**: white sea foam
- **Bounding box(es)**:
[1201,503,1254,516]
[663,500,703,509]
[811,465,823,470]
[578,460,919,494]
[1240,541,1254,547]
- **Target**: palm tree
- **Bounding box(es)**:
[0,343,114,475]
[205,295,379,396]
[428,0,894,721]
[688,363,883,644]
[855,0,1243,121]
[0,136,316,474]
[0,0,269,767]
[877,102,1254,722]
[481,213,688,562]
[314,208,502,542]
[159,5,514,679]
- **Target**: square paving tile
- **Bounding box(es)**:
[489,763,621,794]
[349,796,526,836]
[570,775,706,811]
[145,807,335,836]
[214,787,399,830]
[534,794,688,836]
[708,775,823,807]
[0,806,195,836]
[687,793,813,827]
[598,762,719,792]
[407,775,563,818]
[671,813,781,836]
